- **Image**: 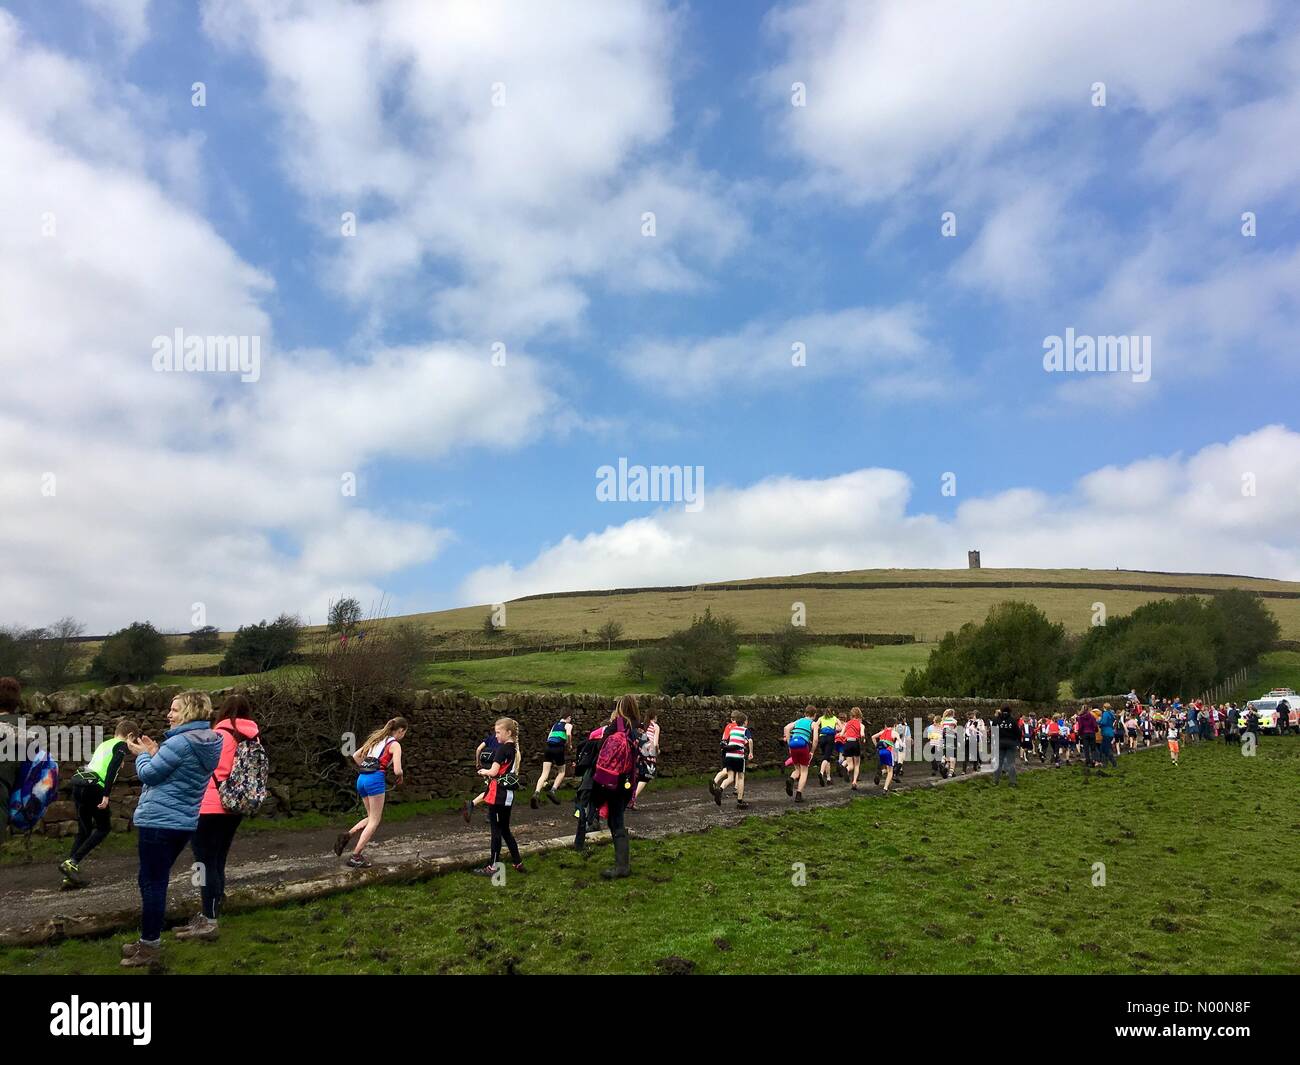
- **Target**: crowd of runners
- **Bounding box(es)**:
[1,670,1291,968]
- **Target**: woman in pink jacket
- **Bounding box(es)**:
[176,694,260,941]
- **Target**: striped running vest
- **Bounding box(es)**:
[724,725,748,755]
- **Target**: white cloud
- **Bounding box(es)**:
[201,0,746,338]
[461,425,1300,603]
[0,14,557,632]
[81,0,152,54]
[619,305,951,400]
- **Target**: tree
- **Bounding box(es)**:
[0,625,30,680]
[27,616,87,690]
[596,620,625,648]
[91,621,168,684]
[482,610,502,639]
[621,647,655,684]
[184,625,222,652]
[220,614,303,675]
[328,597,363,636]
[654,608,740,696]
[903,601,1066,702]
[756,622,813,675]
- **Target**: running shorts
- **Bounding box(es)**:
[818,734,836,761]
[724,754,746,773]
[842,740,862,758]
[877,747,894,768]
[788,745,812,767]
[544,744,566,765]
[356,770,387,797]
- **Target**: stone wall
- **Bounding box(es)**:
[9,684,1125,838]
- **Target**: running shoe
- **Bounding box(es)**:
[471,864,498,877]
[712,783,722,807]
[547,789,561,805]
[346,854,372,869]
[462,800,473,824]
[58,859,83,885]
[736,800,750,809]
[512,863,528,875]
[332,832,350,857]
[794,791,803,803]
[785,777,794,797]
[530,794,540,810]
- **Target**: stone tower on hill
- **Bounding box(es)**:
[968,550,981,569]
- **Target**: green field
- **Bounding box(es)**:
[1227,650,1300,704]
[6,738,1296,975]
[417,643,934,698]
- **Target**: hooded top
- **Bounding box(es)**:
[133,720,223,831]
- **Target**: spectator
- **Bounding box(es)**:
[0,676,23,830]
[120,691,223,968]
[991,706,1019,787]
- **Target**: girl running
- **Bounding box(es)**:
[473,717,527,877]
[531,713,573,809]
[941,708,959,777]
[60,717,140,887]
[334,717,407,869]
[783,709,816,802]
[816,708,840,787]
[871,724,897,794]
[841,708,865,790]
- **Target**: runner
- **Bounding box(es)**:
[462,728,499,823]
[334,717,407,869]
[59,717,140,888]
[712,711,753,808]
[783,708,816,802]
[1046,713,1062,768]
[925,714,943,777]
[962,712,980,774]
[940,708,959,778]
[1018,713,1034,763]
[633,709,660,809]
[816,708,840,787]
[177,694,264,941]
[870,723,897,794]
[531,712,573,809]
[895,718,911,779]
[1166,714,1181,766]
[840,707,865,790]
[472,717,527,877]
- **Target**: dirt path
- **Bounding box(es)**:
[0,752,1141,945]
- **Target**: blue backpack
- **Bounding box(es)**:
[9,750,60,832]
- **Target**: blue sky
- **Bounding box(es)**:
[3,0,1299,633]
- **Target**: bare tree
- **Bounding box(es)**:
[596,620,625,648]
[27,617,86,691]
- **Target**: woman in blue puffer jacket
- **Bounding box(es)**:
[120,690,222,967]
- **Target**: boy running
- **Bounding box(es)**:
[1167,716,1181,766]
[816,709,840,787]
[531,713,573,808]
[60,717,140,887]
[712,712,753,808]
[871,724,897,794]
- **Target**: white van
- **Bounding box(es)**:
[1247,689,1296,733]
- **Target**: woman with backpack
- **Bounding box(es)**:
[175,695,264,941]
[333,717,407,869]
[590,694,640,880]
[121,691,223,968]
[472,717,527,877]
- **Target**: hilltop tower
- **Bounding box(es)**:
[968,549,981,569]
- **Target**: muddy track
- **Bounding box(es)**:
[0,748,1160,947]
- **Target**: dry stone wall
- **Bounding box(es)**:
[10,684,1124,838]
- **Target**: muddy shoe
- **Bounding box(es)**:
[175,915,218,941]
[794,790,804,803]
[120,941,161,967]
[332,832,351,857]
[530,794,540,810]
[736,800,750,809]
[346,854,372,869]
[547,789,561,805]
[58,858,84,885]
[462,800,473,824]
[171,913,206,940]
[710,783,722,806]
[785,777,794,797]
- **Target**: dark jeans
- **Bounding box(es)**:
[70,781,111,864]
[137,825,193,942]
[1081,734,1098,765]
[488,802,520,866]
[191,813,244,919]
[1100,735,1117,767]
[602,785,630,836]
[992,746,1017,784]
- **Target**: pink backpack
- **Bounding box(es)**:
[592,718,636,788]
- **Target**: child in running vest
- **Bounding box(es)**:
[335,717,407,868]
[532,713,573,809]
[783,709,817,802]
[712,712,753,808]
[840,707,865,789]
[473,717,526,877]
[60,717,140,886]
[1166,718,1181,766]
[871,724,897,794]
